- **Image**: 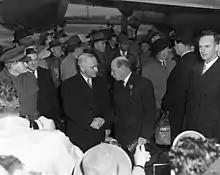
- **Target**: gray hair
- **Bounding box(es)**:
[78,53,96,66]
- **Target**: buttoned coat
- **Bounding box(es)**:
[112,73,156,148]
[62,73,113,152]
[162,51,199,140]
[184,58,220,141]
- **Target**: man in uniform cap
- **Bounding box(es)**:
[0,46,39,119]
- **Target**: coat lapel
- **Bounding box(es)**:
[195,58,220,87]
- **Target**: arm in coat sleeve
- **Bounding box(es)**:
[99,78,114,129]
[140,78,157,140]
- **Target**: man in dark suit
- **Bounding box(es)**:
[111,56,156,150]
[162,32,200,141]
[62,53,113,152]
[185,30,220,141]
[23,47,60,125]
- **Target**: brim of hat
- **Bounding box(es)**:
[172,130,206,148]
[92,38,107,43]
[4,53,26,63]
[73,143,132,175]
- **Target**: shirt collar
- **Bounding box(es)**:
[181,50,194,58]
[27,69,38,78]
[120,50,128,56]
[204,56,218,66]
[80,72,92,84]
[123,72,132,86]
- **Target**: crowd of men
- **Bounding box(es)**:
[0,23,220,175]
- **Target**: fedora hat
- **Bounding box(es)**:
[91,32,106,43]
[172,130,206,148]
[74,143,132,175]
[151,37,170,55]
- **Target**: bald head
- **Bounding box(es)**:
[78,53,98,78]
[111,56,130,69]
[111,56,131,81]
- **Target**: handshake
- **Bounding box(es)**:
[90,117,105,130]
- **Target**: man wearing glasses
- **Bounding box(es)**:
[62,53,113,152]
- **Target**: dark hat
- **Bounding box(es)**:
[74,143,132,175]
[172,30,194,45]
[151,37,170,55]
[118,33,130,44]
[13,28,34,43]
[53,30,67,39]
[91,32,106,43]
[66,35,82,47]
[0,46,25,63]
[22,47,38,62]
[49,39,61,48]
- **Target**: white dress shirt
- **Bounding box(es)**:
[202,57,218,74]
[123,72,132,87]
[120,50,128,56]
[81,73,92,87]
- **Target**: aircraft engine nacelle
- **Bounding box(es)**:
[0,0,68,32]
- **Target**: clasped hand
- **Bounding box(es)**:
[90,117,105,130]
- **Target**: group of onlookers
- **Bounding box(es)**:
[0,23,220,175]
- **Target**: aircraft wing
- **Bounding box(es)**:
[69,0,220,14]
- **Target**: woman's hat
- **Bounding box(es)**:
[74,143,132,175]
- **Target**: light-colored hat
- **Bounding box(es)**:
[74,143,132,175]
[0,46,25,63]
[172,130,206,148]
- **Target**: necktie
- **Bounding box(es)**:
[87,78,92,88]
[202,64,207,74]
[161,60,166,67]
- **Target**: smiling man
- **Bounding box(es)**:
[184,30,220,141]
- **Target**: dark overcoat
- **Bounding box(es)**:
[112,73,156,148]
[162,51,199,140]
[62,73,113,152]
[184,57,220,141]
[37,66,60,121]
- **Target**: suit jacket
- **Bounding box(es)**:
[37,67,60,121]
[162,51,199,139]
[185,57,220,141]
[62,73,113,152]
[113,73,156,147]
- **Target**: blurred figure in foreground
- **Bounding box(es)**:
[74,143,151,175]
[170,131,220,175]
[0,79,83,175]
